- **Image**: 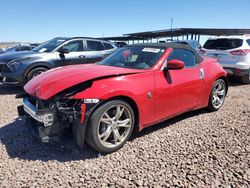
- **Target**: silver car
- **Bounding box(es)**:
[0,37,117,85]
[201,35,250,83]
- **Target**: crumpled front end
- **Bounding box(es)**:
[18,64,144,147]
[17,91,100,148]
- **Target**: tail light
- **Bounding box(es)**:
[199,49,206,54]
[230,49,250,56]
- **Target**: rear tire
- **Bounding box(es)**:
[241,68,250,84]
[207,79,226,111]
[85,100,135,153]
[26,67,48,82]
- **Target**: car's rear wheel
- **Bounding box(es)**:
[241,68,250,84]
[26,67,48,82]
[85,100,135,153]
[207,79,226,111]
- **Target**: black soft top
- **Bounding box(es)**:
[128,42,203,63]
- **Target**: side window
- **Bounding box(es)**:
[168,48,196,67]
[247,39,250,46]
[103,42,114,50]
[86,40,104,51]
[61,40,83,52]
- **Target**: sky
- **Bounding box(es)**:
[1,0,250,44]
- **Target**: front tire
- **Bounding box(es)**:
[207,79,227,111]
[26,67,48,82]
[85,100,135,153]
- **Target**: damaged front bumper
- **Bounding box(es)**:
[23,98,55,126]
[18,98,59,143]
[17,97,97,148]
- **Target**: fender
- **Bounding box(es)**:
[71,72,156,128]
[198,60,227,107]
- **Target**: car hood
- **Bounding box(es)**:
[0,51,41,63]
[24,64,145,100]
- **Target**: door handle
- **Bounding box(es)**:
[200,68,205,80]
[79,55,85,58]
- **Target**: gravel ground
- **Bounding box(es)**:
[0,81,249,188]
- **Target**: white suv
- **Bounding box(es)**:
[201,35,250,83]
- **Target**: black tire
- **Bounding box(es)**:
[241,69,250,84]
[85,100,135,153]
[207,79,227,112]
[26,67,48,82]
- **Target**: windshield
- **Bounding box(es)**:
[98,46,165,69]
[203,39,243,50]
[32,38,66,52]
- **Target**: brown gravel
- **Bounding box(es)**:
[0,82,249,188]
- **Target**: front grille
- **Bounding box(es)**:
[27,96,51,109]
[0,62,10,73]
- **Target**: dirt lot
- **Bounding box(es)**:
[0,81,249,187]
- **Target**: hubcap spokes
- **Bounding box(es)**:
[32,71,43,78]
[212,81,225,108]
[98,105,132,148]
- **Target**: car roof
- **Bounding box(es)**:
[128,42,195,51]
[54,37,114,43]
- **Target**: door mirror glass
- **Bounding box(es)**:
[166,59,185,70]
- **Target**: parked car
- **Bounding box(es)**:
[172,40,202,52]
[114,42,127,48]
[17,43,227,153]
[0,48,5,54]
[200,35,250,83]
[0,37,117,85]
[0,44,39,54]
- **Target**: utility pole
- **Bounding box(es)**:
[171,18,173,41]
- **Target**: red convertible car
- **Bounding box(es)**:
[17,43,228,153]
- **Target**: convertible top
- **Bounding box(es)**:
[128,42,203,63]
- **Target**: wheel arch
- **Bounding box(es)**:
[111,96,140,132]
[25,62,52,76]
[24,62,52,81]
[217,76,229,95]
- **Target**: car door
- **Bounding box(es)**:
[57,40,86,65]
[83,40,107,63]
[155,48,204,120]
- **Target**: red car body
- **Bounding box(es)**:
[19,43,227,152]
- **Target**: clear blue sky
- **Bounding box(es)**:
[1,0,250,43]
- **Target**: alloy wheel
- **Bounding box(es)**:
[212,80,226,109]
[32,70,44,78]
[97,105,132,148]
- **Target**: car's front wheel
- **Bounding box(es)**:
[207,79,227,111]
[85,100,135,153]
[26,67,48,82]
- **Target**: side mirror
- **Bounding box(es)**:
[166,59,185,70]
[58,47,69,54]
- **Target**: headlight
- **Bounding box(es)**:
[7,61,22,71]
